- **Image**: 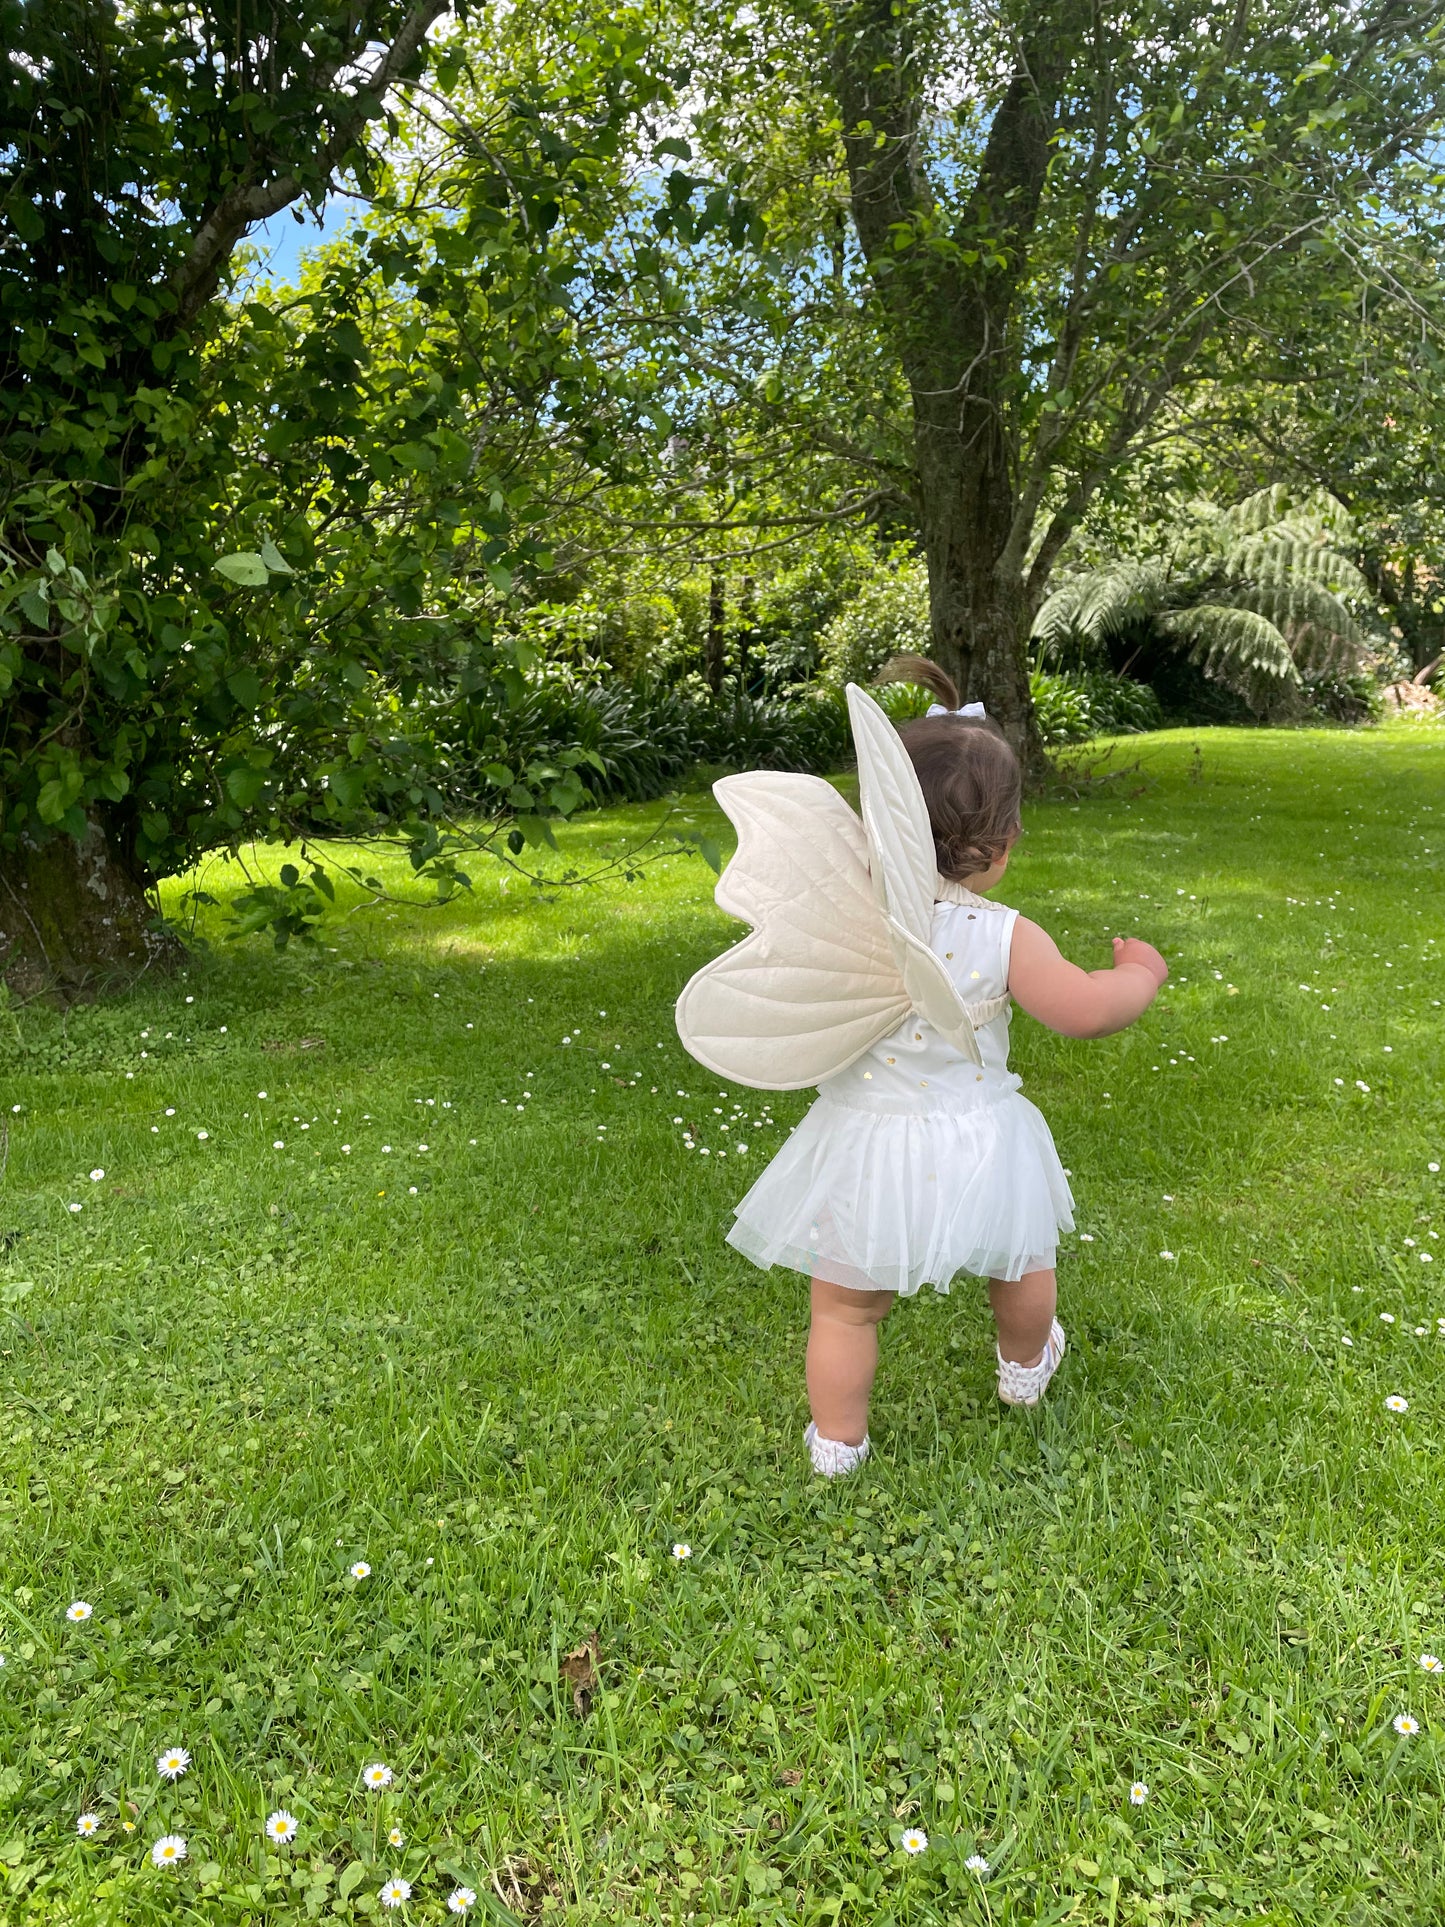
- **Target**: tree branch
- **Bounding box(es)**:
[170,0,450,326]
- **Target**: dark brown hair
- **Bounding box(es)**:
[875,654,1022,881]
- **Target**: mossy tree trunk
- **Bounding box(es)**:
[0,817,179,1003]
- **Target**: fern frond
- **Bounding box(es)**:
[1222,576,1367,677]
[1223,532,1370,603]
[1158,604,1299,699]
[1072,561,1170,640]
[1215,485,1355,544]
[1030,578,1092,651]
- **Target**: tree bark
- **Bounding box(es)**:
[705,570,726,692]
[831,0,1077,772]
[0,820,179,1004]
[913,388,1036,750]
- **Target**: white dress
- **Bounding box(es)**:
[726,882,1074,1294]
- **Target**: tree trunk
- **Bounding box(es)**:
[0,818,179,1003]
[704,570,726,692]
[830,0,1064,775]
[913,392,1040,769]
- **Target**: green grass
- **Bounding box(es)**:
[2,721,1444,1925]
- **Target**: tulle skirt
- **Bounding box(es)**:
[727,1089,1074,1295]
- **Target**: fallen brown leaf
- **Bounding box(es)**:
[560,1633,599,1717]
[778,1768,803,1787]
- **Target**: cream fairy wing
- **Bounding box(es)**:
[846,683,983,1065]
[674,771,912,1090]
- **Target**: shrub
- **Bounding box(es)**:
[1030,670,1094,744]
[819,558,931,686]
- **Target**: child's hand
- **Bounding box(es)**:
[1112,936,1168,986]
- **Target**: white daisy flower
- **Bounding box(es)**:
[265,1810,298,1844]
[387,1826,405,1848]
[68,1202,82,1212]
[1418,1654,1443,1674]
[1340,1335,1353,1346]
[362,1763,393,1790]
[900,1827,928,1855]
[448,1888,478,1914]
[196,1130,208,1140]
[156,1747,190,1780]
[350,1562,371,1580]
[379,1877,411,1907]
[151,1834,187,1868]
[90,1169,104,1181]
[964,1853,989,1874]
[273,1140,284,1150]
[1159,1250,1175,1261]
[672,1543,691,1560]
[76,1813,101,1837]
[1385,1395,1409,1412]
[66,1601,92,1622]
[1380,1312,1396,1324]
[1129,1781,1149,1805]
[1393,1713,1420,1736]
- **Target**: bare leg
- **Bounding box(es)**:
[806,1278,894,1447]
[988,1268,1058,1367]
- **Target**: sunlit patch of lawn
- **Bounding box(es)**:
[0,721,1442,1922]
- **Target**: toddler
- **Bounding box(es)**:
[714,656,1167,1476]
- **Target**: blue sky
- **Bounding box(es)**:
[247,196,359,290]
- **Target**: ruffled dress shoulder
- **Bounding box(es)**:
[726,883,1074,1293]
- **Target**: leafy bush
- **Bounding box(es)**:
[1030,669,1162,743]
[1078,671,1163,735]
[451,674,855,811]
[819,558,931,686]
[1301,672,1384,725]
[1030,670,1095,744]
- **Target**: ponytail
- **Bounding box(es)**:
[875,653,959,713]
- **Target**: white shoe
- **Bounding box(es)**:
[805,1421,870,1477]
[996,1319,1066,1407]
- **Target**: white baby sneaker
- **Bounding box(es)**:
[805,1421,870,1478]
[996,1318,1066,1408]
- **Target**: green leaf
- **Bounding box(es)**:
[279,863,300,888]
[515,814,557,850]
[259,538,294,575]
[227,668,264,710]
[224,766,268,808]
[338,1862,367,1900]
[6,195,43,245]
[328,766,366,808]
[214,553,271,588]
[36,778,70,824]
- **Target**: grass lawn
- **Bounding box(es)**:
[2,721,1444,1925]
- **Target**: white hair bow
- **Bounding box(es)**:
[926,701,986,719]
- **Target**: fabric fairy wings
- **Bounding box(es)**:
[675,683,1003,1090]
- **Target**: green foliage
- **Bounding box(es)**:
[1028,669,1162,744]
[1034,489,1373,714]
[817,557,931,687]
[0,0,684,934]
[0,728,1443,1916]
[1029,670,1094,745]
[452,672,855,807]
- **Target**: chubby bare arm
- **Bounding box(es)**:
[1008,918,1168,1039]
